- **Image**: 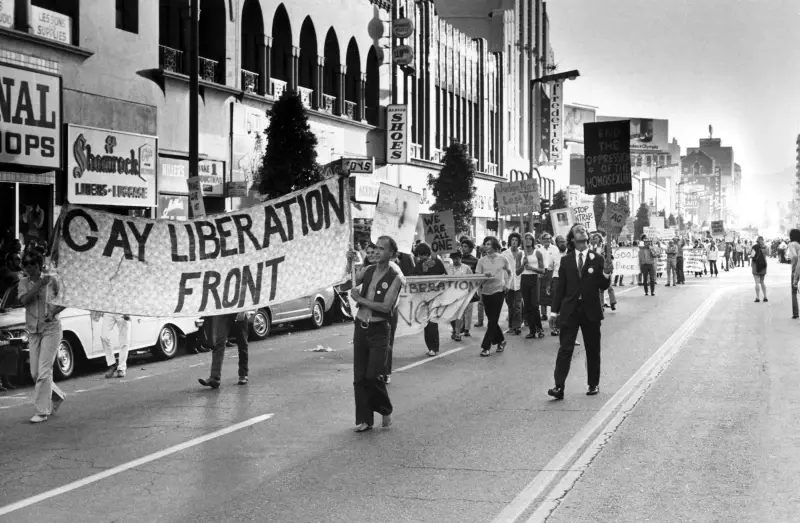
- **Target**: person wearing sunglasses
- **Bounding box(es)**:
[17,251,67,423]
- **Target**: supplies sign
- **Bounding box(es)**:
[50,177,351,317]
[583,120,632,195]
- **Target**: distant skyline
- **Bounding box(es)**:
[548,0,800,179]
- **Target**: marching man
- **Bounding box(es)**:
[93,312,132,379]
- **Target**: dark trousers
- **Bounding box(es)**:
[792,278,799,318]
[481,292,505,350]
[676,257,685,283]
[505,289,523,330]
[554,302,602,388]
[208,314,249,381]
[386,310,398,375]
[0,345,19,378]
[520,275,543,332]
[641,264,656,292]
[423,321,439,353]
[353,321,393,426]
[709,260,718,276]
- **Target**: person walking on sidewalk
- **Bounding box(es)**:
[547,224,613,399]
[676,236,687,284]
[17,250,66,423]
[787,229,800,319]
[639,235,657,296]
[665,239,678,287]
[413,242,448,356]
[503,233,524,336]
[707,242,719,277]
[95,312,132,378]
[476,236,512,357]
[347,236,403,432]
[198,312,250,388]
[751,236,769,303]
[520,232,546,339]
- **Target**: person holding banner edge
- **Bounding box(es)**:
[547,224,613,399]
[347,236,403,432]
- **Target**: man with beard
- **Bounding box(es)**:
[547,225,612,399]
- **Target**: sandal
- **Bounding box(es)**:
[496,341,507,353]
[354,423,372,432]
[537,330,545,339]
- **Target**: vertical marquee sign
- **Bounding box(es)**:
[583,120,632,195]
[386,105,409,164]
[549,80,564,162]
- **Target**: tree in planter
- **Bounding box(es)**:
[634,203,650,239]
[258,90,323,199]
[428,142,476,237]
[542,189,569,236]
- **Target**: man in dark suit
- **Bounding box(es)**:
[547,224,613,399]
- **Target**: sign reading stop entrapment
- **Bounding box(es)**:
[583,120,632,195]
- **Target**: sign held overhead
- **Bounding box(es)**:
[583,120,632,195]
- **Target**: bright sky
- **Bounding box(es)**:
[548,0,800,178]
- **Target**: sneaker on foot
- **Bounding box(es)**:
[480,349,490,357]
[382,414,392,428]
[238,376,248,385]
[114,369,126,378]
[104,364,118,379]
[426,350,436,357]
[30,414,48,423]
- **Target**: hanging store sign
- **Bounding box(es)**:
[386,105,409,164]
[30,5,71,44]
[392,45,415,66]
[393,18,415,39]
[197,159,224,196]
[549,80,564,162]
[67,125,157,207]
[0,0,14,29]
[539,86,551,162]
[0,63,61,169]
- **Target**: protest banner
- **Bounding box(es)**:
[550,208,575,239]
[612,247,639,276]
[657,252,667,274]
[684,248,705,273]
[711,220,725,238]
[187,176,206,217]
[643,226,658,239]
[495,179,540,215]
[371,183,421,253]
[573,204,596,232]
[421,210,457,254]
[583,120,632,195]
[50,177,351,317]
[602,201,628,232]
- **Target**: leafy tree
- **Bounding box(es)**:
[668,213,676,227]
[259,90,323,199]
[634,203,650,239]
[428,143,476,236]
[593,194,606,227]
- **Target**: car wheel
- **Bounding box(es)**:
[152,325,178,360]
[250,309,271,340]
[307,299,325,329]
[53,337,76,381]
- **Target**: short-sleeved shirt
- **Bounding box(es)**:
[502,249,522,290]
[448,263,473,276]
[786,242,800,262]
[476,254,509,295]
[18,274,61,333]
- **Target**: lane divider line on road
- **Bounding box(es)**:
[0,413,275,517]
[394,346,467,373]
[490,289,725,523]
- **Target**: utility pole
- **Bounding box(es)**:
[189,0,199,197]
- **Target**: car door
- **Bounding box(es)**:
[129,316,160,349]
[280,295,311,322]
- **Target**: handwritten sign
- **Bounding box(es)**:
[583,120,632,194]
[187,176,206,218]
[602,201,628,232]
[495,179,540,215]
[371,183,420,253]
[611,247,639,276]
[421,210,457,254]
[711,220,725,238]
[572,205,596,232]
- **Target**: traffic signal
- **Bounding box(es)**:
[540,198,551,216]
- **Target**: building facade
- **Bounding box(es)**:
[682,135,741,226]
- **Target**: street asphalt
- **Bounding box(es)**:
[0,261,795,523]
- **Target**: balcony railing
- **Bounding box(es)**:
[159,45,184,74]
[431,149,445,163]
[199,57,218,83]
[321,94,336,114]
[487,163,498,176]
[297,86,313,108]
[241,69,259,93]
[271,78,287,99]
[410,143,422,160]
[344,101,357,120]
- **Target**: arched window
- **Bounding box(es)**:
[271,4,292,89]
[241,0,264,92]
[299,18,317,90]
[365,46,380,126]
[345,38,361,119]
[198,0,226,83]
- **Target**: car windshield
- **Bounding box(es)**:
[0,283,23,311]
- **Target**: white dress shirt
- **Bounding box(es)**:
[502,249,522,291]
[538,244,562,273]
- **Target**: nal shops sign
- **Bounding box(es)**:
[67,125,157,207]
[386,105,409,164]
[0,63,62,169]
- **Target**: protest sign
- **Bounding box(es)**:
[602,202,628,232]
[684,248,705,273]
[583,120,632,195]
[226,181,249,198]
[421,210,457,254]
[51,177,351,317]
[495,179,540,215]
[657,252,667,274]
[187,177,206,217]
[371,183,420,253]
[711,220,725,238]
[612,247,639,276]
[550,208,575,239]
[572,204,596,232]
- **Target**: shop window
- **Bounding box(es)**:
[31,0,80,45]
[116,0,138,34]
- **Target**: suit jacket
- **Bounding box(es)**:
[552,249,611,322]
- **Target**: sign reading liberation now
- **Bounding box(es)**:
[583,120,632,195]
[51,177,351,317]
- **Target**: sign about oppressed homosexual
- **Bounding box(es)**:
[495,179,540,215]
[583,120,632,195]
[371,183,420,254]
[50,177,351,317]
[421,210,457,254]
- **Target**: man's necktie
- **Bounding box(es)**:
[578,252,584,275]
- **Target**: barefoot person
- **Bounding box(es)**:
[347,236,404,432]
[17,250,67,423]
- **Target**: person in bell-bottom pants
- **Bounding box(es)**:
[101,313,131,378]
[29,321,65,418]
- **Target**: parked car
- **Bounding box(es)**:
[248,288,337,341]
[0,282,203,381]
